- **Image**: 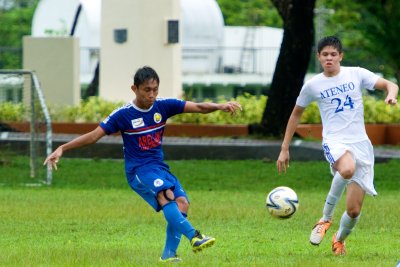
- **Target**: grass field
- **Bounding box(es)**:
[0,156,399,266]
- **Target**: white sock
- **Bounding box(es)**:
[336,211,360,242]
[322,172,348,221]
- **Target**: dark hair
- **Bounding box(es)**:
[133,66,160,87]
[317,36,343,53]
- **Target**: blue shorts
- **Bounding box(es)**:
[127,166,189,212]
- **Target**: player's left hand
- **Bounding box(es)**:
[385,97,398,105]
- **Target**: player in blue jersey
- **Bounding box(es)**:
[44,66,242,263]
[276,36,398,255]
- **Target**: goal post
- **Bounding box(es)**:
[0,70,53,185]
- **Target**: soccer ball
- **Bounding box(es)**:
[266,186,299,219]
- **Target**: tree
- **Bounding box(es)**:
[316,0,400,83]
[352,0,400,83]
[254,0,316,137]
[0,0,38,68]
[216,0,282,27]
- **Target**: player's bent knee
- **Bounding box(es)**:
[336,152,356,179]
[176,196,189,211]
[158,189,175,202]
[340,168,355,179]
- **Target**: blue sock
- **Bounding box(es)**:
[162,202,196,240]
[161,213,186,260]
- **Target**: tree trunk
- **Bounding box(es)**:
[84,62,100,99]
[255,0,316,137]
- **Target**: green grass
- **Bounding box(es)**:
[0,157,399,266]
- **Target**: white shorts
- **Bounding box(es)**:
[322,139,377,196]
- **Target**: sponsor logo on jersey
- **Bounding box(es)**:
[154,178,164,187]
[154,113,162,123]
[131,118,145,128]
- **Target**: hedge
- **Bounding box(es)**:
[0,95,399,124]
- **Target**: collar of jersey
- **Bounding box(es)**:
[131,100,154,112]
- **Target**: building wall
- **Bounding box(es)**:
[23,37,80,106]
[100,0,182,101]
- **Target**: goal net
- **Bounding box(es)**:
[0,70,52,185]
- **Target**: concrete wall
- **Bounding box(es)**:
[100,0,182,101]
[23,37,80,106]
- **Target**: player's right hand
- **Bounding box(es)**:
[276,150,290,174]
[220,101,242,115]
[43,147,63,170]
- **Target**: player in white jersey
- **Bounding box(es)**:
[276,36,398,255]
[44,66,242,262]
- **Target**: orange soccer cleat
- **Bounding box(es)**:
[332,232,347,256]
[310,219,332,245]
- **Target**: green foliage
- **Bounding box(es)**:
[364,95,400,123]
[0,2,38,68]
[353,0,400,81]
[172,93,267,125]
[216,0,282,27]
[300,102,321,124]
[49,96,125,123]
[0,101,25,121]
[320,0,400,82]
[1,94,399,124]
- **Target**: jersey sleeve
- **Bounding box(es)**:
[160,98,186,117]
[358,67,380,91]
[99,108,121,135]
[296,84,314,108]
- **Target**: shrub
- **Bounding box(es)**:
[0,102,26,122]
[365,95,400,123]
[1,95,399,124]
[300,102,321,123]
[49,97,125,122]
[171,93,267,125]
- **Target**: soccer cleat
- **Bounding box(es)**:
[309,219,332,245]
[332,232,346,255]
[159,256,182,263]
[190,230,216,253]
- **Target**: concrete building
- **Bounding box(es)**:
[29,0,283,101]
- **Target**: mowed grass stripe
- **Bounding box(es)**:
[0,158,399,266]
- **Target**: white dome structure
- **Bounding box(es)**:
[31,0,100,47]
[181,0,224,74]
[31,0,225,82]
[32,0,101,83]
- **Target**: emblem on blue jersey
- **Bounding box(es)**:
[131,118,144,128]
[154,178,164,187]
[154,113,162,123]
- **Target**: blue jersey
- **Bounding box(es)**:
[100,98,186,173]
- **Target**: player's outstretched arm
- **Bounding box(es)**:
[183,101,242,115]
[277,105,305,174]
[374,77,399,105]
[43,126,106,170]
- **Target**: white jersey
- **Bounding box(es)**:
[296,67,379,143]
